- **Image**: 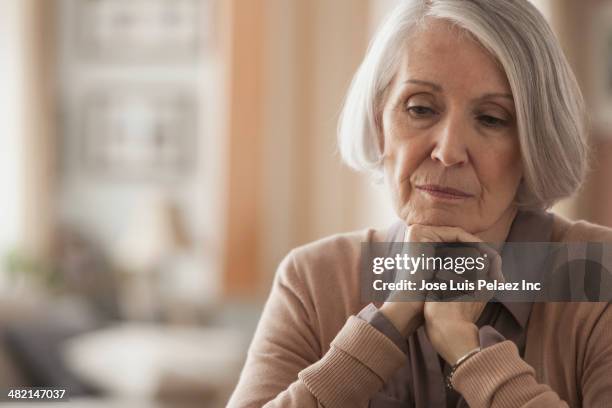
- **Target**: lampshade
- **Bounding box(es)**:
[112,193,190,273]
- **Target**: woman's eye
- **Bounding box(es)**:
[478,115,508,128]
[406,105,436,118]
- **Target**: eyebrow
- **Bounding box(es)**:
[403,79,442,92]
[476,92,514,101]
[402,79,514,101]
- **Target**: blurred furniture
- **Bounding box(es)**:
[0,296,105,394]
[0,298,49,388]
[62,323,247,405]
[0,295,263,407]
[0,225,120,394]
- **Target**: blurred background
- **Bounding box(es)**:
[0,0,611,406]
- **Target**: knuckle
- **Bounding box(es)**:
[406,224,424,240]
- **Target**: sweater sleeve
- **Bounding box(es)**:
[453,304,612,407]
[451,341,569,407]
[227,251,406,408]
[580,304,612,407]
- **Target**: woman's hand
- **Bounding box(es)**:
[379,224,484,339]
[423,301,483,365]
[422,237,503,365]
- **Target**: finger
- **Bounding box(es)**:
[473,245,503,301]
[474,243,505,283]
[412,225,482,243]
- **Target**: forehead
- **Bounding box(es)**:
[397,18,511,94]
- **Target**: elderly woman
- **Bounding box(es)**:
[228,0,612,407]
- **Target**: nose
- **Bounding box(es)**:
[430,114,469,167]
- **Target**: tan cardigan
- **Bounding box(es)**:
[228,214,612,407]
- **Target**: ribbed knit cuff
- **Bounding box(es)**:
[478,325,506,348]
[298,316,405,408]
[452,340,537,407]
[357,303,409,354]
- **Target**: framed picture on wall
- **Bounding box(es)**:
[74,0,209,61]
[79,85,198,181]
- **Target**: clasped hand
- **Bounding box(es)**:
[379,224,503,365]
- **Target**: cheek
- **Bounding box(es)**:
[478,143,522,197]
[383,142,411,208]
[382,114,428,181]
[383,143,417,182]
[382,113,424,210]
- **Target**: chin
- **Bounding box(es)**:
[403,206,473,229]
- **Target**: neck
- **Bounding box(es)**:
[475,206,518,247]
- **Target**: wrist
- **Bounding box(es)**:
[379,302,423,338]
[428,321,479,365]
[446,346,481,390]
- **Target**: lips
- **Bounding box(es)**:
[415,184,474,199]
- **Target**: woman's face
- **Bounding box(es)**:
[381,19,522,236]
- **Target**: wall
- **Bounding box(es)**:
[258,0,398,292]
[0,0,26,258]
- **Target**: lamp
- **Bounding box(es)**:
[112,193,190,320]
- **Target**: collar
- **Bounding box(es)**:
[501,209,554,328]
[505,209,554,243]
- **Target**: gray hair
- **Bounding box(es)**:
[338,0,588,209]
